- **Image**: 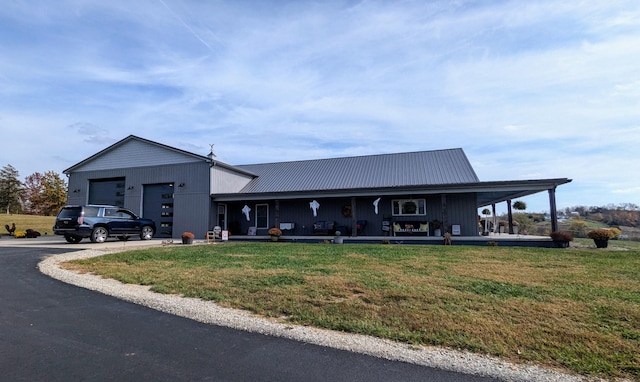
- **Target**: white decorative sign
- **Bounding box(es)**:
[452,225,461,235]
[221,230,229,241]
[309,200,320,217]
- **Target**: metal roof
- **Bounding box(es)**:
[235,148,479,194]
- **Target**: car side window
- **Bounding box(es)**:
[83,206,100,217]
[118,210,136,219]
[104,208,119,217]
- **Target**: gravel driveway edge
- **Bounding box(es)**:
[39,248,611,382]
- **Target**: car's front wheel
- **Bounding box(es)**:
[90,227,109,243]
[140,225,154,240]
[64,234,82,244]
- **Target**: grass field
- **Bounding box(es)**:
[0,214,56,237]
[64,241,640,380]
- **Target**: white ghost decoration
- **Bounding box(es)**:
[373,197,381,215]
[309,200,320,217]
[242,204,251,221]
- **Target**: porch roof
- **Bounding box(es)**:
[212,147,570,205]
[233,148,479,193]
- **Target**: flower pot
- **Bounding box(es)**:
[334,237,343,244]
[270,235,279,242]
[182,237,194,244]
[554,240,570,248]
[594,239,608,248]
[434,229,441,237]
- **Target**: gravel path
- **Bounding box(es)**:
[39,248,614,382]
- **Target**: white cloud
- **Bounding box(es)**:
[0,0,639,212]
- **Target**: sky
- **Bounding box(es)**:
[1,0,639,214]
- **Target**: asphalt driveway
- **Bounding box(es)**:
[0,237,498,381]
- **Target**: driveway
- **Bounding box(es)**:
[1,236,502,381]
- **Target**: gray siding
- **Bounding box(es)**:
[221,193,479,237]
[72,139,204,172]
[66,162,211,239]
[211,166,253,194]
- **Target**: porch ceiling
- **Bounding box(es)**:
[212,178,572,206]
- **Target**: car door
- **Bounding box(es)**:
[117,209,142,234]
[104,207,125,235]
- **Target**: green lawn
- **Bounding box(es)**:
[0,214,56,237]
[64,242,640,380]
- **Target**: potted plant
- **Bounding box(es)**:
[550,231,573,248]
[334,230,343,244]
[481,208,491,235]
[587,228,614,248]
[181,231,195,244]
[512,220,520,235]
[431,219,442,237]
[268,227,282,242]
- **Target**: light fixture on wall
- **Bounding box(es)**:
[72,189,81,193]
[127,186,135,190]
[178,183,185,188]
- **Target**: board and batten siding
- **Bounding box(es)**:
[66,162,212,239]
[72,139,205,172]
[210,165,253,194]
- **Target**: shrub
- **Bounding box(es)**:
[610,227,622,240]
[587,229,614,241]
[268,227,282,237]
[181,232,195,239]
[550,231,573,242]
[569,219,587,238]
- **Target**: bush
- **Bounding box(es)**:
[569,219,588,238]
[610,227,622,240]
[550,231,573,242]
[587,229,614,241]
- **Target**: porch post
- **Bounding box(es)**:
[440,194,448,235]
[507,199,513,234]
[491,203,497,233]
[549,187,558,233]
[351,196,358,237]
[275,200,280,229]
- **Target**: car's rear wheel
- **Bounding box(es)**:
[90,227,109,243]
[64,234,82,244]
[140,225,154,240]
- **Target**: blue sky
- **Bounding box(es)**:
[1,0,639,213]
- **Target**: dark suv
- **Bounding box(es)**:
[53,205,156,243]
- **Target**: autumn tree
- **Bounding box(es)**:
[21,171,67,215]
[41,171,67,215]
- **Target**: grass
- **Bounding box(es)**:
[0,213,56,237]
[63,242,640,380]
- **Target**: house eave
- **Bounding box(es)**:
[211,178,572,202]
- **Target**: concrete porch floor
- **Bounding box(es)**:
[226,232,555,248]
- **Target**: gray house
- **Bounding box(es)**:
[64,135,571,241]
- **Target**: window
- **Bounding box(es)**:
[392,199,426,216]
[256,204,269,229]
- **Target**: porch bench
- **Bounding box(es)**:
[313,221,336,235]
[393,221,429,236]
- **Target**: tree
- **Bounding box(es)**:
[41,171,67,215]
[512,200,527,211]
[0,164,22,214]
[21,172,45,214]
[20,171,67,215]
